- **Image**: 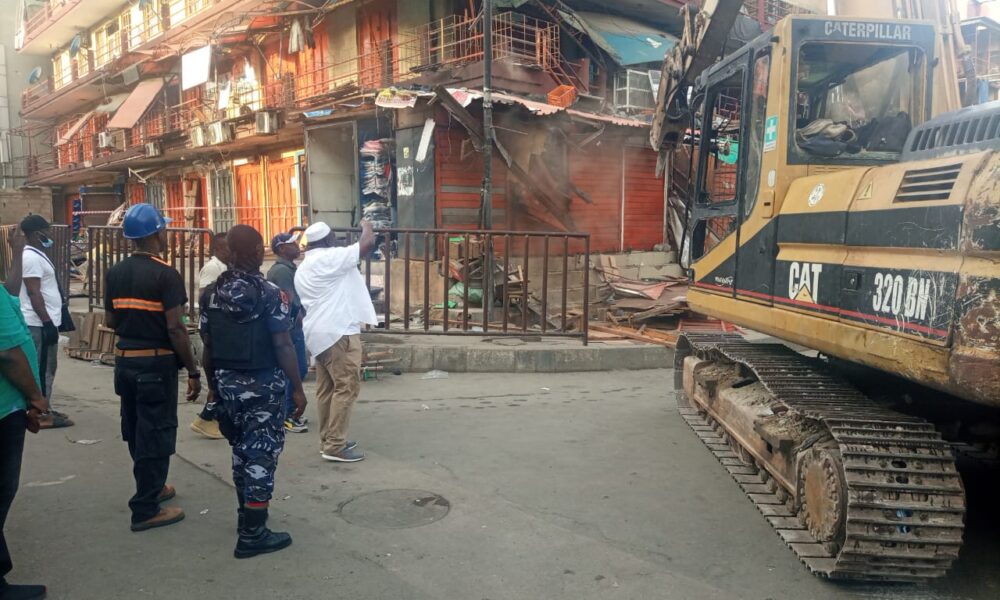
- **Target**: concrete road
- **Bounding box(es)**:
[6,358,999,600]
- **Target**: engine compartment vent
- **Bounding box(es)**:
[894,163,961,202]
[902,100,1000,160]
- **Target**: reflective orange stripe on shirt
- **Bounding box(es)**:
[112,298,165,312]
[149,256,172,268]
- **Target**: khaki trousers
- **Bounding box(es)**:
[315,334,363,455]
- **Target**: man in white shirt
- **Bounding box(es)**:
[198,232,230,294]
[19,215,73,429]
[295,221,377,463]
[191,231,229,440]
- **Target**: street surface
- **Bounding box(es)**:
[7,357,999,599]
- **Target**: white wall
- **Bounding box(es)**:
[1,6,51,188]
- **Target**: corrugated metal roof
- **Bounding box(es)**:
[561,11,677,66]
[565,109,650,128]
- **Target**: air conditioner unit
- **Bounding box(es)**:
[144,142,162,157]
[98,131,125,150]
[189,125,207,148]
[120,64,141,86]
[206,121,234,145]
[255,110,280,135]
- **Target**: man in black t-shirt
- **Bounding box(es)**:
[104,204,201,532]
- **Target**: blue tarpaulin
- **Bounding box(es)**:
[559,10,677,66]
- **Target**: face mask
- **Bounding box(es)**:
[38,234,54,249]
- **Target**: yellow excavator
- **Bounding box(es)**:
[651,0,999,582]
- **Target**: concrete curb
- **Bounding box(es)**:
[364,335,673,374]
[69,309,673,374]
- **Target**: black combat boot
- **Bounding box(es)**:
[236,491,245,532]
[234,506,292,559]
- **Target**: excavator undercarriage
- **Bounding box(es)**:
[675,333,966,582]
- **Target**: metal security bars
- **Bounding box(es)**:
[328,227,591,344]
[0,224,72,292]
[87,225,213,321]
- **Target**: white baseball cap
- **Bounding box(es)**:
[304,222,331,243]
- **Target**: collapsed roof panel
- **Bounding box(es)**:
[559,10,678,66]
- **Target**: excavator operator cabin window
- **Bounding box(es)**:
[794,43,925,161]
[743,51,771,219]
[691,68,745,259]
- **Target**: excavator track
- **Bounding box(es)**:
[675,333,966,582]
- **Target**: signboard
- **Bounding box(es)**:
[763,115,779,152]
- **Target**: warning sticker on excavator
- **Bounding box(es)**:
[764,116,778,152]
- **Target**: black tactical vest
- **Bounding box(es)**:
[203,288,278,371]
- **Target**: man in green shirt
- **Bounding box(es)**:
[0,228,49,600]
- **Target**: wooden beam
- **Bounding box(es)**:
[590,324,678,348]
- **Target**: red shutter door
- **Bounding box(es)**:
[622,147,665,251]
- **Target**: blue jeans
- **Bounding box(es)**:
[284,326,309,419]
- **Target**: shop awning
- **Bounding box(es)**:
[108,79,165,130]
[560,10,677,66]
[95,93,131,114]
[54,111,95,146]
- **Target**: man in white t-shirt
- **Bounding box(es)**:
[198,232,230,295]
[191,231,230,440]
[294,221,377,463]
[19,214,73,429]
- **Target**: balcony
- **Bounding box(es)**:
[26,10,587,183]
[20,0,241,119]
[268,11,585,112]
[17,0,138,55]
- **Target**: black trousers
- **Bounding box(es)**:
[0,411,26,579]
[114,355,179,523]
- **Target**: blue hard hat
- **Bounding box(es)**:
[122,203,172,239]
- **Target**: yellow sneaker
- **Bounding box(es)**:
[190,416,224,440]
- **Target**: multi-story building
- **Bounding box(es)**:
[11,0,807,252]
[961,15,1000,102]
[0,7,54,224]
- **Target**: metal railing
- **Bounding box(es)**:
[25,10,587,180]
[330,227,590,343]
[87,225,213,321]
[0,224,73,293]
[22,0,220,113]
[18,0,84,50]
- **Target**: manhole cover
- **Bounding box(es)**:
[339,489,451,529]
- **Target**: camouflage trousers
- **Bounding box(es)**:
[215,368,287,504]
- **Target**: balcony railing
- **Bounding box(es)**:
[267,11,581,110]
[22,0,219,113]
[18,0,84,50]
[28,11,587,181]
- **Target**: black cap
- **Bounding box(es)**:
[20,214,50,234]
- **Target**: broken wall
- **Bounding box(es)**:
[431,121,666,253]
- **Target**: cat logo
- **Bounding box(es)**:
[788,262,823,304]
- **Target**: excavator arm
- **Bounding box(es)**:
[649,0,743,152]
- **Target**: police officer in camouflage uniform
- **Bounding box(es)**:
[199,225,307,559]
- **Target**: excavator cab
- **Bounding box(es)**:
[684,15,998,404]
[687,18,939,285]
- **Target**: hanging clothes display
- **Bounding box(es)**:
[360,139,394,229]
